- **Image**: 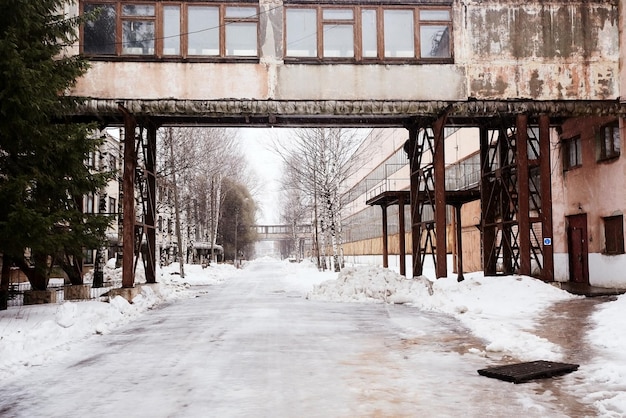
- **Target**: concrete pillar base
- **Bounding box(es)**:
[64,284,91,300]
[24,290,57,305]
[108,283,161,303]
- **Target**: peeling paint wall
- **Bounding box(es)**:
[70,0,620,104]
[551,116,626,285]
[460,0,620,100]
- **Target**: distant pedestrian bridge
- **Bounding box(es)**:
[253,225,312,241]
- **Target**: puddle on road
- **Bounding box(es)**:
[530,296,617,417]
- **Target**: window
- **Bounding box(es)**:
[85,194,95,213]
[108,154,117,171]
[563,135,582,170]
[419,9,451,58]
[285,5,452,62]
[224,7,258,56]
[83,249,95,264]
[84,3,116,54]
[82,2,259,59]
[121,4,155,55]
[163,5,181,56]
[86,150,96,169]
[604,215,624,255]
[285,9,317,57]
[597,121,621,161]
[109,197,117,214]
[322,9,354,58]
[99,193,107,212]
[384,10,414,58]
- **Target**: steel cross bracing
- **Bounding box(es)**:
[119,106,158,287]
[410,127,438,277]
[132,124,157,284]
[480,115,552,279]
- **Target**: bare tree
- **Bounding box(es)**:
[273,128,368,271]
[157,127,251,270]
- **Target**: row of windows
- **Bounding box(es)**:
[84,194,117,214]
[81,1,452,62]
[562,121,621,171]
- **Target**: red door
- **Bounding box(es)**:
[567,214,589,284]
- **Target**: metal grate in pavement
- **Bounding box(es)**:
[477,360,579,384]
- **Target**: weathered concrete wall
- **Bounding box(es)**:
[460,1,619,100]
[70,0,620,104]
[551,116,626,285]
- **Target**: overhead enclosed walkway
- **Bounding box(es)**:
[65,0,625,287]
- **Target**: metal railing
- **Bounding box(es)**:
[6,281,118,307]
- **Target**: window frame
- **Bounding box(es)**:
[603,214,625,255]
[80,1,260,61]
[562,135,582,171]
[597,121,621,162]
[283,4,453,64]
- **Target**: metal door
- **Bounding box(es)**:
[567,214,589,284]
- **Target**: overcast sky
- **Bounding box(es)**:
[239,128,286,224]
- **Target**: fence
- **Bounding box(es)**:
[6,281,118,307]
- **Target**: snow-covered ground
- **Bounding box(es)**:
[1,257,625,416]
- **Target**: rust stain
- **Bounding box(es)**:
[470,73,509,98]
[469,3,617,60]
[529,70,544,98]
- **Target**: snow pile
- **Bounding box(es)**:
[308,265,578,361]
[160,262,240,287]
[0,262,239,378]
[574,296,626,416]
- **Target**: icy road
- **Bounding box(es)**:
[0,260,591,417]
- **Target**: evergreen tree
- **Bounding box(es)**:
[218,179,257,263]
[0,0,111,304]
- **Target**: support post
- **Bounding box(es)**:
[516,114,531,276]
[407,127,422,277]
[381,205,389,269]
[480,125,497,276]
[398,194,406,277]
[539,115,554,281]
[454,204,464,282]
[120,105,136,288]
[145,123,157,283]
[433,116,448,279]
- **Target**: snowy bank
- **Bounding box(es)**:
[307,265,579,361]
[0,261,239,379]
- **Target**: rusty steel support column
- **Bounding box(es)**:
[539,115,554,281]
[120,106,136,288]
[381,205,389,269]
[145,123,157,283]
[454,204,465,282]
[516,114,531,276]
[433,116,448,279]
[408,127,422,277]
[398,194,407,277]
[480,125,497,276]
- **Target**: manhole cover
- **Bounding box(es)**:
[477,360,579,383]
